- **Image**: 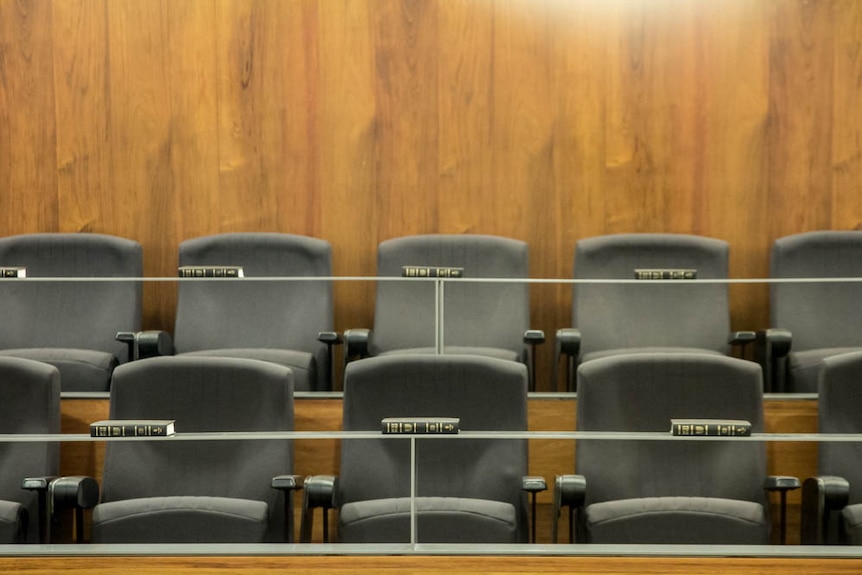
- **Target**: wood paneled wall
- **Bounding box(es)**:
[2,0,861,389]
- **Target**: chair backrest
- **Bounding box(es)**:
[0,357,60,543]
[573,233,730,357]
[771,231,862,351]
[817,351,862,505]
[174,233,333,381]
[101,356,294,542]
[576,353,766,507]
[339,354,529,539]
[0,233,142,362]
[371,234,530,356]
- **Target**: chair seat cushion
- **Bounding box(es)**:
[0,348,116,392]
[179,348,314,391]
[91,496,269,543]
[585,496,768,544]
[788,348,862,393]
[0,500,26,544]
[376,347,521,363]
[581,347,724,364]
[339,496,518,543]
[842,503,862,544]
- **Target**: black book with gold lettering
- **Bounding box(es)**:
[634,268,697,280]
[670,419,751,437]
[401,266,464,278]
[0,267,26,278]
[178,266,244,278]
[90,420,176,438]
[381,417,460,434]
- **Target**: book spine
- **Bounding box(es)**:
[382,420,460,434]
[0,267,26,278]
[178,266,242,278]
[90,423,172,437]
[634,269,697,280]
[672,422,751,436]
[401,266,464,278]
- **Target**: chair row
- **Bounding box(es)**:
[2,230,862,394]
[4,350,862,546]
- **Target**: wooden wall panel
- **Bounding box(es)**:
[831,0,862,229]
[767,0,835,237]
[0,0,58,234]
[2,0,862,390]
[317,0,377,337]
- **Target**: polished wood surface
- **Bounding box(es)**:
[2,554,862,575]
[2,0,861,391]
[60,395,819,545]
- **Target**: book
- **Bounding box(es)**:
[0,267,26,278]
[401,266,464,278]
[90,420,176,437]
[381,417,460,434]
[178,266,244,278]
[670,419,751,437]
[634,268,697,280]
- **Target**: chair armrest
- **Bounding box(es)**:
[116,330,174,361]
[300,475,337,543]
[764,475,801,544]
[317,331,342,346]
[272,474,305,491]
[553,474,586,543]
[522,476,548,494]
[522,475,547,544]
[316,332,343,391]
[523,330,546,346]
[344,329,371,364]
[272,474,304,542]
[21,476,57,543]
[754,328,792,392]
[765,475,801,492]
[49,476,100,510]
[523,330,546,392]
[729,331,756,345]
[801,475,851,544]
[37,476,100,544]
[554,328,581,392]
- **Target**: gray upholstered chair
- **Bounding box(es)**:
[123,233,338,391]
[58,356,298,543]
[757,231,862,393]
[345,234,544,389]
[801,350,862,544]
[554,352,796,544]
[0,357,60,543]
[302,354,544,544]
[0,233,142,392]
[555,233,752,391]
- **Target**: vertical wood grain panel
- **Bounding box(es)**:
[217,0,321,235]
[52,0,111,235]
[605,0,699,234]
[105,0,174,328]
[695,0,771,330]
[436,0,493,234]
[767,0,834,237]
[492,0,553,243]
[168,0,219,243]
[317,0,377,344]
[0,0,57,234]
[831,0,862,230]
[371,0,439,241]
